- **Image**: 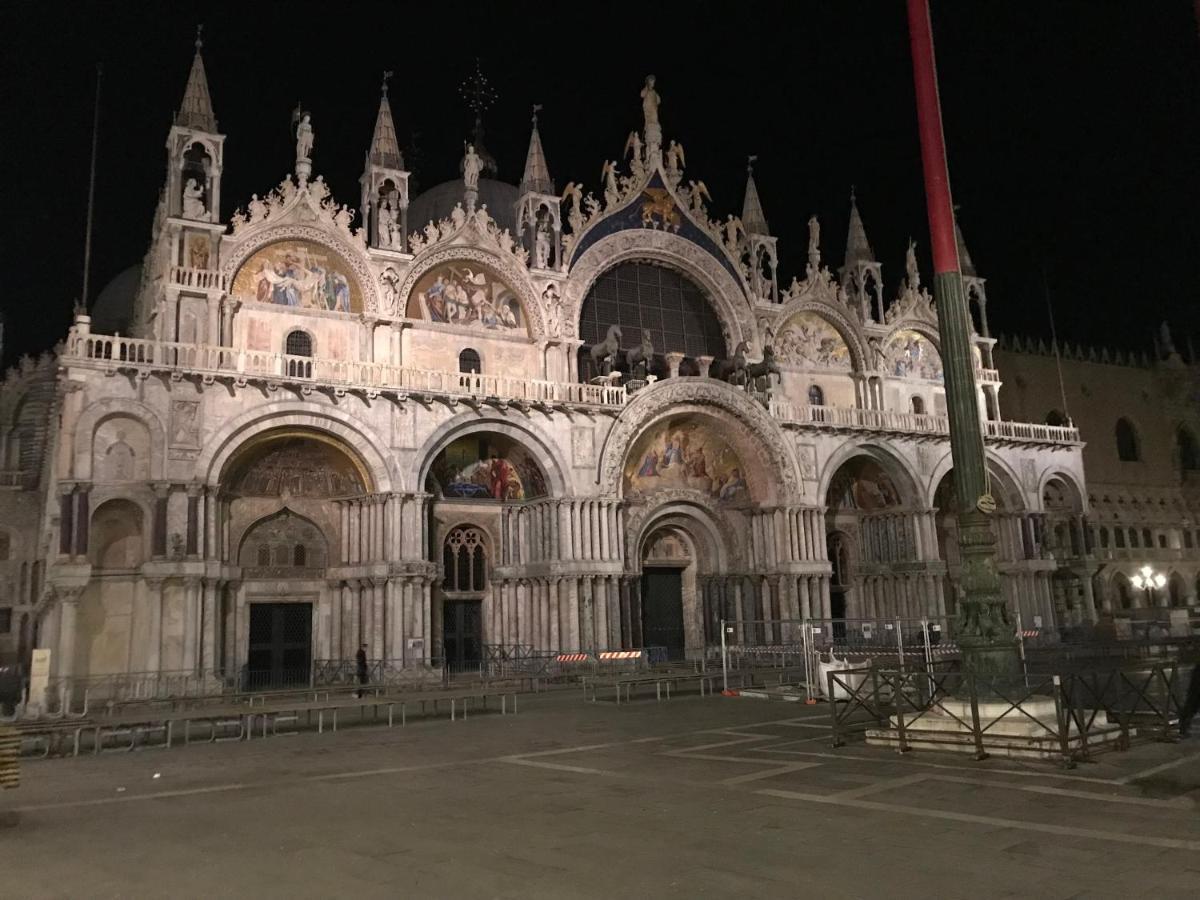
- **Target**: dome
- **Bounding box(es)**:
[90,264,141,334]
[407,178,519,239]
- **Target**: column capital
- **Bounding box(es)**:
[152,481,172,499]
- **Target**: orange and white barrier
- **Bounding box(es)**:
[598,650,643,660]
[556,653,590,663]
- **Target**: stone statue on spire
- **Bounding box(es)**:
[641,75,662,167]
[292,103,314,184]
[463,144,482,191]
[807,215,821,271]
[905,239,920,291]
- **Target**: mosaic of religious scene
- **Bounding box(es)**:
[884,329,943,382]
[774,312,852,370]
[407,262,524,332]
[431,434,547,500]
[231,240,361,313]
[228,437,367,498]
[828,459,902,511]
[624,417,750,504]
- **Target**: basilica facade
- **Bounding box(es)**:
[8,41,1183,692]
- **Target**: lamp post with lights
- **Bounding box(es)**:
[1130,565,1166,608]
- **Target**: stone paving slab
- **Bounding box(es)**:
[1,692,1197,898]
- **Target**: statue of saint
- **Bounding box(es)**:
[641,75,661,129]
[182,179,206,219]
[905,239,920,289]
[535,221,552,268]
[807,216,820,259]
[462,144,482,191]
[377,199,396,248]
[295,112,314,162]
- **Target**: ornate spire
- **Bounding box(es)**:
[954,210,976,276]
[519,105,554,195]
[175,25,217,132]
[741,156,769,236]
[843,187,876,268]
[369,71,403,169]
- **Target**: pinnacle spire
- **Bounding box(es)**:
[954,211,977,276]
[369,71,403,169]
[175,25,217,132]
[741,156,769,236]
[843,187,876,268]
[519,105,554,195]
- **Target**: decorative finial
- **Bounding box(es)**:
[381,70,393,97]
[747,154,757,175]
[532,103,543,124]
[850,184,857,204]
[194,23,204,51]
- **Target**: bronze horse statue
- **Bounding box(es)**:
[721,341,750,387]
[745,345,781,393]
[588,324,623,376]
[625,329,655,378]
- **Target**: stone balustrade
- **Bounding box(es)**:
[169,266,228,291]
[63,331,1078,445]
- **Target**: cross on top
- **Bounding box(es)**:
[459,59,497,116]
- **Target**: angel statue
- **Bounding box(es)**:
[561,181,585,234]
[724,215,746,254]
[624,131,644,168]
[686,180,711,214]
[905,239,920,290]
[665,140,686,176]
[600,160,620,208]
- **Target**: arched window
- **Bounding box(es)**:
[1115,528,1126,549]
[1115,418,1139,462]
[808,384,825,406]
[1143,528,1153,548]
[257,544,271,566]
[0,531,9,561]
[293,543,307,567]
[285,331,314,379]
[1178,427,1199,472]
[910,396,926,415]
[1098,526,1109,548]
[443,527,486,593]
[458,348,481,374]
[1045,409,1066,427]
[1128,528,1139,549]
[1184,530,1194,550]
[285,331,313,356]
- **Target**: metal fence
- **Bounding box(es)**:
[826,658,1192,766]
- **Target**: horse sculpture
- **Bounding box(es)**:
[588,324,623,377]
[625,329,655,378]
[745,345,782,394]
[722,341,750,388]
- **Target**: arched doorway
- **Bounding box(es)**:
[75,499,147,678]
[222,430,370,687]
[640,526,693,660]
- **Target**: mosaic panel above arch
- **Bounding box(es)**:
[405,261,526,334]
[429,433,547,501]
[230,239,362,313]
[827,458,902,511]
[774,312,852,371]
[882,329,943,382]
[225,435,368,499]
[623,415,752,506]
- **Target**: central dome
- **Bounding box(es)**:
[407,177,519,238]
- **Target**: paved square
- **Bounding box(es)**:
[3,694,1199,898]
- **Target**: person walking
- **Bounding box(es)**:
[355,644,369,699]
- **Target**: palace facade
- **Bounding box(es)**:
[1,42,1190,690]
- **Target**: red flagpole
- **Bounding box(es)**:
[907,0,959,276]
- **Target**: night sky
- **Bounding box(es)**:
[2,1,1198,369]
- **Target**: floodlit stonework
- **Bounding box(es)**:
[1,41,1192,692]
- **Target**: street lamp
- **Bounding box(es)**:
[1130,565,1166,608]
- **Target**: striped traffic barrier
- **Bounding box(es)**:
[598,651,643,660]
[556,653,590,663]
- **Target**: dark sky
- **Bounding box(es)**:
[2,1,1198,369]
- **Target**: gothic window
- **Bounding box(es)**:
[257,544,271,566]
[1128,528,1139,549]
[1184,530,1194,550]
[0,609,10,634]
[294,544,307,566]
[443,527,486,593]
[910,396,926,415]
[808,384,825,406]
[1178,428,1199,472]
[1115,418,1139,462]
[1098,527,1109,548]
[1114,528,1126,549]
[459,349,481,374]
[1143,528,1153,548]
[1045,409,1066,427]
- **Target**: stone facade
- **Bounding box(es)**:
[7,42,1161,687]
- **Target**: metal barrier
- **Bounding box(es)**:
[825,659,1187,767]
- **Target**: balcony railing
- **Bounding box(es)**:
[64,332,1079,445]
[169,266,227,292]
